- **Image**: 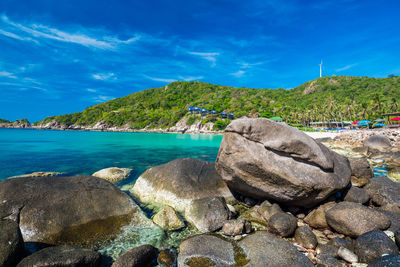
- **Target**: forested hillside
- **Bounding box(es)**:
[35,76,400,129]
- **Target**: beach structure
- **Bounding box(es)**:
[382,112,400,128]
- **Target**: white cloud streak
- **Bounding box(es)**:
[92,73,116,80]
[188,51,220,67]
[0,71,17,79]
[178,76,203,81]
[336,63,357,72]
[230,70,245,77]
[144,75,176,83]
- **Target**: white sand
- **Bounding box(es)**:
[304,131,342,139]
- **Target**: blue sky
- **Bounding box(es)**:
[0,0,399,121]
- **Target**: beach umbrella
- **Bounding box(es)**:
[358,120,371,124]
[374,123,386,127]
[389,116,400,121]
[352,121,359,124]
[357,122,369,126]
[374,118,385,122]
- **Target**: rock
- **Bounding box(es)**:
[178,234,236,266]
[8,171,63,178]
[221,219,252,236]
[295,226,318,249]
[0,176,153,245]
[17,245,101,267]
[238,231,314,267]
[348,158,373,186]
[337,246,358,263]
[369,255,400,266]
[364,177,400,207]
[131,158,233,213]
[343,186,370,204]
[354,230,399,263]
[111,244,157,267]
[364,135,392,152]
[268,212,297,237]
[185,197,230,233]
[157,250,175,267]
[0,219,24,267]
[379,210,400,233]
[92,167,132,183]
[325,201,391,237]
[257,201,282,222]
[316,243,339,257]
[215,118,351,207]
[152,206,184,231]
[316,253,342,267]
[241,206,269,226]
[304,202,335,228]
[396,230,400,248]
[327,237,353,251]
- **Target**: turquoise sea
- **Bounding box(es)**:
[0,128,223,183]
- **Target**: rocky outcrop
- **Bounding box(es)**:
[364,177,400,207]
[131,158,233,213]
[17,245,101,267]
[0,176,154,245]
[111,244,157,267]
[92,167,132,183]
[8,171,63,178]
[348,158,374,186]
[364,135,392,152]
[325,201,391,237]
[216,118,351,207]
[152,206,184,231]
[0,219,24,267]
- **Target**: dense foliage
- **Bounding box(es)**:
[0,118,11,123]
[35,76,400,129]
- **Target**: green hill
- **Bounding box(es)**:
[35,76,400,130]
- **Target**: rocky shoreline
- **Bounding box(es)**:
[1,118,400,266]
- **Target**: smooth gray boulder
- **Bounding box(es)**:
[221,219,252,236]
[17,245,101,267]
[364,135,392,152]
[343,186,370,204]
[0,219,24,267]
[369,255,400,266]
[326,201,391,237]
[268,212,297,237]
[364,177,400,207]
[0,176,154,245]
[295,226,318,249]
[152,206,184,231]
[238,231,314,267]
[354,230,399,263]
[131,158,233,213]
[185,197,230,233]
[304,202,335,228]
[111,244,157,267]
[348,158,373,186]
[92,167,132,183]
[216,118,351,207]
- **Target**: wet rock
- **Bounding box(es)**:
[17,245,100,267]
[304,202,335,228]
[343,186,370,204]
[157,250,175,267]
[327,237,353,251]
[326,201,391,237]
[111,244,157,267]
[364,177,400,207]
[238,231,313,267]
[295,226,318,249]
[0,176,152,245]
[337,246,358,263]
[132,158,233,213]
[369,254,400,267]
[152,206,184,231]
[364,135,392,152]
[354,230,399,263]
[92,167,132,183]
[185,197,230,233]
[221,219,252,236]
[215,118,351,208]
[178,234,236,266]
[268,212,297,237]
[0,219,24,267]
[348,158,374,186]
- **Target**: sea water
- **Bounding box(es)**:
[0,128,222,182]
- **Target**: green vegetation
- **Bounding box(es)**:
[35,76,400,130]
[0,118,11,123]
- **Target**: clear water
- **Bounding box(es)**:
[0,128,222,183]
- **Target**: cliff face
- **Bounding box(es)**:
[0,119,31,129]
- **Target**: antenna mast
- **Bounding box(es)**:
[319,60,323,77]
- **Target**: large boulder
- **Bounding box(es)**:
[111,244,157,267]
[364,135,392,152]
[325,202,391,237]
[92,167,132,183]
[369,255,400,267]
[354,230,399,263]
[215,118,351,207]
[348,158,374,186]
[17,245,101,267]
[0,176,154,245]
[131,158,233,213]
[364,177,400,207]
[0,219,24,267]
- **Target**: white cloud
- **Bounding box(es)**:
[92,95,115,103]
[87,88,97,92]
[92,73,116,80]
[336,63,357,72]
[0,71,17,79]
[144,75,176,83]
[230,70,245,77]
[238,61,264,69]
[188,51,220,67]
[178,76,203,81]
[0,29,36,43]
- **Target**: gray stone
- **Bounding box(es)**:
[295,226,318,249]
[343,186,370,204]
[152,206,184,231]
[238,231,314,267]
[221,219,252,236]
[369,255,400,267]
[257,201,282,222]
[304,202,335,228]
[364,135,392,152]
[364,177,400,207]
[326,201,391,237]
[131,158,233,213]
[327,237,352,251]
[216,118,351,207]
[0,176,153,245]
[17,245,101,267]
[185,197,230,233]
[337,246,358,263]
[92,167,132,183]
[316,253,342,267]
[0,219,24,267]
[111,244,157,267]
[268,212,297,237]
[354,230,399,263]
[348,158,373,186]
